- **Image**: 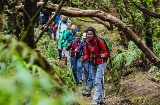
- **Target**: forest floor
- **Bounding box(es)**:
[70,18,160,105]
[74,71,160,105]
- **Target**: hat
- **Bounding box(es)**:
[82,33,87,38]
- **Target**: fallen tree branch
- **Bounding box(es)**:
[37,3,160,67]
[91,17,112,30]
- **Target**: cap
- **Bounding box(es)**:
[82,33,87,38]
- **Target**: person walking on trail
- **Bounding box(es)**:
[56,15,71,59]
[48,12,55,40]
[58,22,72,66]
[64,25,80,46]
[78,33,93,96]
[63,24,79,67]
[39,11,51,30]
[66,32,82,85]
[81,27,109,105]
[48,13,60,40]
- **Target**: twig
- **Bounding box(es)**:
[36,0,66,43]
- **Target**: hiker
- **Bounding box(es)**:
[58,22,72,66]
[48,12,60,40]
[81,27,109,105]
[62,24,79,66]
[66,32,82,85]
[48,12,55,39]
[56,15,71,42]
[39,11,51,30]
[79,33,93,96]
[56,15,71,59]
[64,24,80,46]
[52,14,60,40]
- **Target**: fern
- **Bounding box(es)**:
[0,35,75,105]
[153,38,160,58]
[112,41,142,69]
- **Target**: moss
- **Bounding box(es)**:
[130,96,158,105]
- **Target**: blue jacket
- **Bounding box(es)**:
[64,28,80,44]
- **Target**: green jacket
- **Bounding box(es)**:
[58,29,68,49]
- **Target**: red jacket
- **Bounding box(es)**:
[83,36,108,65]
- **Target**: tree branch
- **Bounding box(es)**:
[37,3,160,67]
[91,17,112,30]
[134,3,160,18]
[36,0,66,43]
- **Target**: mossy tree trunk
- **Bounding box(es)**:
[143,3,153,51]
[0,1,4,32]
[23,0,38,49]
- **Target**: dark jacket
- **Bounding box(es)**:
[66,40,81,58]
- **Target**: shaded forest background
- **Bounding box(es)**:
[0,0,159,105]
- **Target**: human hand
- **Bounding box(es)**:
[100,54,105,58]
[75,48,78,52]
[80,58,84,62]
[58,47,62,50]
[40,14,44,16]
[68,43,70,46]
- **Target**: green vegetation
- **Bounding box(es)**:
[0,35,75,105]
[0,0,159,104]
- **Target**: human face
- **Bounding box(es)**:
[76,36,81,41]
[87,31,94,40]
[67,23,72,30]
[72,28,76,34]
[61,15,67,22]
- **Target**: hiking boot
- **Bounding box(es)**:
[90,101,98,105]
[82,91,91,97]
[77,82,82,86]
[99,101,105,105]
[56,56,60,59]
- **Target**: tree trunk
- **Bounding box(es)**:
[118,28,128,49]
[0,14,3,32]
[0,1,4,32]
[143,3,153,51]
[39,3,160,67]
[12,1,21,39]
[144,15,153,51]
[23,0,38,49]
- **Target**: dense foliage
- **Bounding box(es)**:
[0,35,75,105]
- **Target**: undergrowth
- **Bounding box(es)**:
[0,35,75,105]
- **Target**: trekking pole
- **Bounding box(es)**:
[81,64,84,93]
[101,57,106,105]
[81,62,84,88]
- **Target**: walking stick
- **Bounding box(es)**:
[101,57,106,105]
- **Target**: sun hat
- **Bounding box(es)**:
[82,33,87,38]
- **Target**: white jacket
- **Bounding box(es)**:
[56,19,71,40]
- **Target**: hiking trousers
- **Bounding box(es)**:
[92,64,105,103]
[77,58,82,83]
[70,57,78,84]
[83,60,93,91]
[62,48,71,67]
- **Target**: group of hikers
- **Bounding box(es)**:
[39,12,109,105]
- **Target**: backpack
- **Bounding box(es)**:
[97,37,111,60]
